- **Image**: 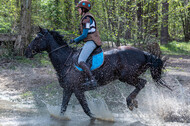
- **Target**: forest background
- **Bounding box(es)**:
[0,0,189,56]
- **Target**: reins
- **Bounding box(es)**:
[48,44,73,79]
[48,44,68,55]
[60,49,74,79]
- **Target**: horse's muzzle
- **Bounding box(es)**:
[24,48,34,58]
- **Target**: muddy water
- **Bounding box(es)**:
[0,73,190,126]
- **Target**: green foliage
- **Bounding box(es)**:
[160,41,190,55]
[0,0,190,55]
[21,91,33,99]
[0,20,12,33]
[18,53,52,67]
[0,53,52,70]
[0,0,18,33]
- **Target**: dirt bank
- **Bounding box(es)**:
[0,54,189,94]
[166,55,190,87]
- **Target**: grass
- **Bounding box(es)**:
[21,91,33,99]
[0,52,52,68]
[160,41,190,55]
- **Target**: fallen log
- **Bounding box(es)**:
[0,34,18,42]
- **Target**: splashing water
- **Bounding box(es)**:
[85,92,114,121]
[0,70,190,126]
[23,77,190,125]
[45,92,114,122]
[118,76,190,125]
[46,104,70,120]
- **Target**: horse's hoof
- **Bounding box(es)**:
[128,105,134,111]
[134,100,138,108]
[90,114,97,120]
[59,112,65,117]
[90,117,96,121]
[127,99,138,111]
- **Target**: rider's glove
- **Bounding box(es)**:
[69,39,75,44]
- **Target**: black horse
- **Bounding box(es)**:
[25,28,170,119]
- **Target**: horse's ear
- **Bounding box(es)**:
[44,29,48,33]
[39,26,43,32]
[161,56,169,69]
[162,56,169,63]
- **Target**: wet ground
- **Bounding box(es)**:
[0,55,190,126]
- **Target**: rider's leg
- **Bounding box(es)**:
[78,41,97,87]
[79,61,96,81]
[78,41,97,65]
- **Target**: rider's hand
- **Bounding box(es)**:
[69,39,75,44]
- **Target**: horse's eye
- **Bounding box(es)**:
[32,50,36,54]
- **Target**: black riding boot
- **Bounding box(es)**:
[79,61,98,89]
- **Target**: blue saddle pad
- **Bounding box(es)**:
[75,52,104,71]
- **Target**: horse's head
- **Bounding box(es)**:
[150,57,172,90]
[150,58,164,81]
[25,27,50,58]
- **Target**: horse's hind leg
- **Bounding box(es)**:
[60,89,73,115]
[74,90,95,119]
[120,78,147,111]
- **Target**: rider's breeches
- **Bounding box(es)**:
[78,41,97,64]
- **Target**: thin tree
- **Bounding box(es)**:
[14,0,32,55]
[137,1,143,39]
[161,0,169,44]
[181,0,190,42]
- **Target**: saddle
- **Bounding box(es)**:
[74,46,104,71]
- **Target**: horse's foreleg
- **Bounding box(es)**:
[75,91,95,119]
[126,78,147,111]
[60,89,72,115]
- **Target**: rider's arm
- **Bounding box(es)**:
[74,28,89,43]
[74,17,92,44]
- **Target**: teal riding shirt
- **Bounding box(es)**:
[74,17,93,43]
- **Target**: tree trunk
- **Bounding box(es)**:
[125,0,133,40]
[184,7,190,42]
[64,1,73,30]
[14,0,32,56]
[160,1,169,44]
[143,0,149,39]
[54,0,60,28]
[75,0,79,4]
[137,1,143,39]
[149,0,158,37]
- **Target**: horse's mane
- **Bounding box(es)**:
[49,30,67,46]
[49,30,78,52]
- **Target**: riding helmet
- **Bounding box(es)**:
[76,0,91,11]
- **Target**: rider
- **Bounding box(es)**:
[70,0,102,87]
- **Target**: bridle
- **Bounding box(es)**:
[31,32,68,56]
[31,31,74,78]
[29,32,48,55]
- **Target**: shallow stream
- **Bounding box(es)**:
[0,70,190,126]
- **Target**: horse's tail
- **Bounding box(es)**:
[144,51,172,90]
